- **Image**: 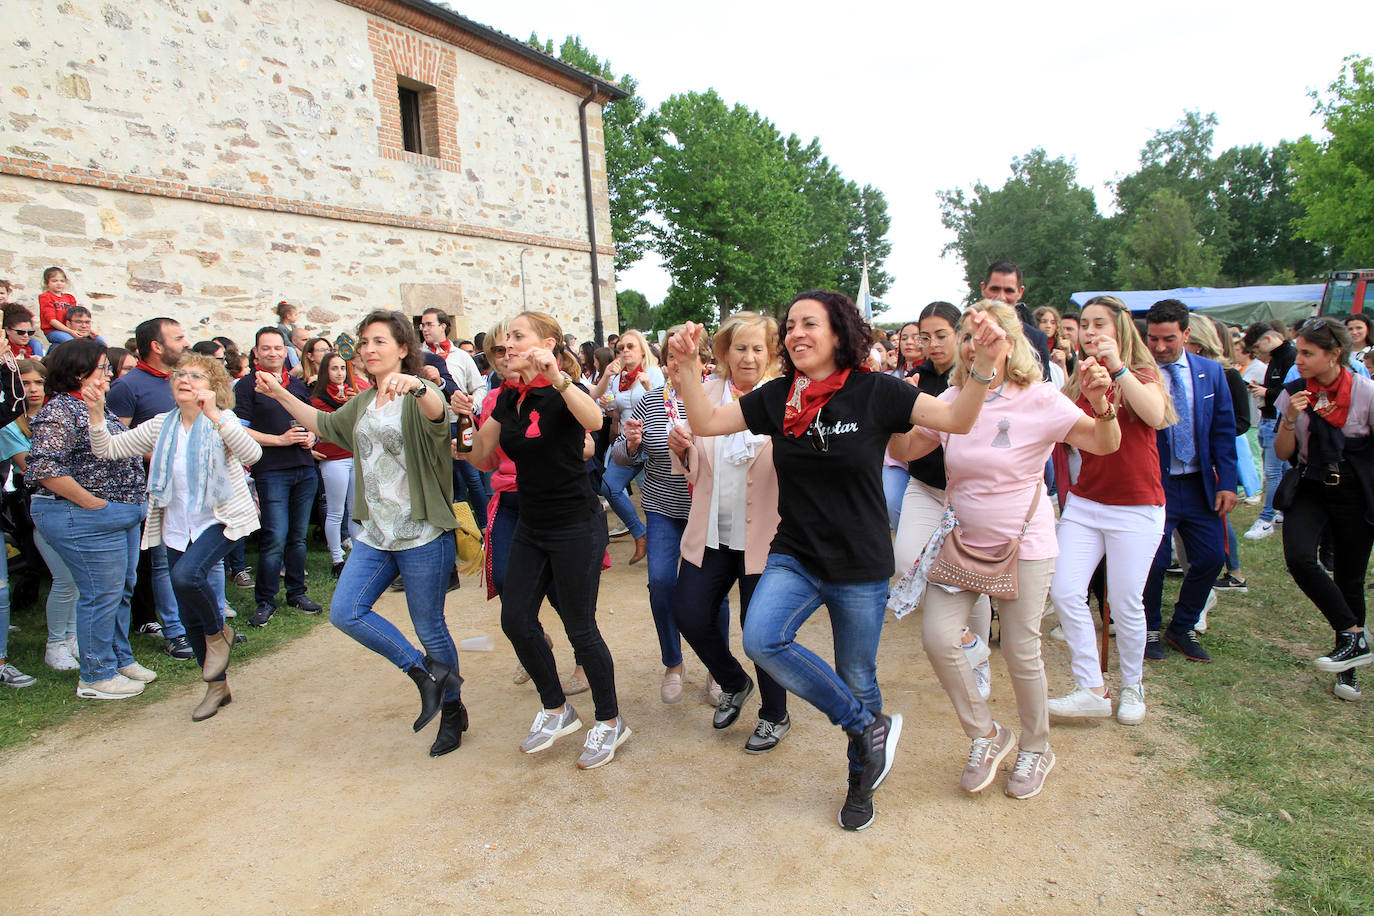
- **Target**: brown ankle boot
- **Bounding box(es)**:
[192,680,232,721]
[629,535,647,565]
[202,623,235,682]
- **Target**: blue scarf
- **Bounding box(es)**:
[147,410,236,514]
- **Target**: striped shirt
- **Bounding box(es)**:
[610,384,691,519]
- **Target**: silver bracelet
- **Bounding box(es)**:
[968,364,998,385]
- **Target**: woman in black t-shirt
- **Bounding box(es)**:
[670,290,1008,831]
[454,311,628,770]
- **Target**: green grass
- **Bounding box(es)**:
[0,541,337,750]
[1152,504,1374,916]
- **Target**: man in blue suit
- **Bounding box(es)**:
[1142,299,1238,662]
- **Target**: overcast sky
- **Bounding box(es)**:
[455,0,1369,321]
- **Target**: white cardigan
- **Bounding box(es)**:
[89,409,263,549]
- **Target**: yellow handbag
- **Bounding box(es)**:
[451,501,485,576]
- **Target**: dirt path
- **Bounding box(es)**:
[0,542,1272,914]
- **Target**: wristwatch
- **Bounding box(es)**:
[554,373,573,392]
[409,381,427,399]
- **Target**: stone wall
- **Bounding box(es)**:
[1,0,618,346]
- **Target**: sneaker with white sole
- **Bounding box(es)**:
[221,605,237,619]
[0,662,36,688]
[230,568,254,589]
[972,660,992,700]
[607,524,629,538]
[1048,624,1066,642]
[577,717,631,769]
[45,641,79,672]
[520,705,583,754]
[960,629,991,666]
[1243,518,1275,540]
[1005,748,1056,799]
[76,675,144,699]
[135,622,163,638]
[1195,589,1217,634]
[1117,683,1147,725]
[959,722,1014,793]
[118,662,159,684]
[1334,670,1362,702]
[1047,685,1112,719]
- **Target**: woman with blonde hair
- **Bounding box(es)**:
[668,312,793,748]
[1040,295,1176,728]
[588,328,662,563]
[83,352,263,719]
[891,301,1120,799]
[455,311,629,769]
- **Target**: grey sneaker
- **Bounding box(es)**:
[0,662,36,688]
[520,705,582,754]
[1005,747,1056,799]
[959,722,1014,793]
[744,716,790,754]
[230,568,254,589]
[577,718,631,769]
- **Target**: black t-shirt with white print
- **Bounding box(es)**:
[739,371,919,582]
[492,382,600,531]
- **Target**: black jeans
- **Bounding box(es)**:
[673,546,788,723]
[1282,473,1374,632]
[501,512,617,721]
[166,525,237,683]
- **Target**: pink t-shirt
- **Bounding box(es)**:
[919,381,1084,560]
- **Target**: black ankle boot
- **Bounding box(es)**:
[429,699,469,757]
[407,656,461,732]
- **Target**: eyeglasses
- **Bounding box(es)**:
[95,364,113,375]
[491,346,506,356]
[6,328,34,337]
[171,370,207,381]
[808,408,828,453]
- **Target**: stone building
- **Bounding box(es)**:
[1,0,625,348]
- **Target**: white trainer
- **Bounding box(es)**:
[1117,684,1147,725]
[1243,518,1275,540]
[1047,685,1112,719]
[960,629,991,666]
[520,705,582,754]
[45,641,79,672]
[76,675,145,699]
[118,662,159,684]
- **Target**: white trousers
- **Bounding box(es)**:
[1047,494,1165,689]
[893,478,991,642]
[319,458,357,564]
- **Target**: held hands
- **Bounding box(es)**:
[195,388,222,425]
[1078,356,1113,407]
[450,389,474,418]
[1285,390,1309,422]
[80,374,108,415]
[666,422,691,459]
[668,322,706,368]
[964,308,1010,370]
[624,417,644,452]
[1090,336,1122,375]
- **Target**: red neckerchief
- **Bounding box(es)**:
[1306,367,1353,428]
[327,383,348,403]
[502,375,553,399]
[428,340,452,358]
[783,368,851,438]
[897,357,921,375]
[618,364,642,392]
[135,359,169,379]
[15,343,32,358]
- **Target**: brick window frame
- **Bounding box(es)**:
[369,20,461,172]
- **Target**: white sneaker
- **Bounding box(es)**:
[76,675,145,699]
[222,605,237,619]
[1196,589,1217,634]
[118,662,159,684]
[577,717,632,769]
[1048,625,1066,642]
[520,705,582,754]
[607,523,629,538]
[1047,685,1112,719]
[0,662,36,688]
[1244,493,1262,506]
[1274,512,1284,526]
[972,661,992,700]
[1243,518,1275,540]
[1117,684,1147,725]
[960,630,991,666]
[45,641,79,671]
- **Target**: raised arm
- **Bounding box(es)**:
[1063,360,1121,455]
[668,323,748,437]
[254,371,323,435]
[1089,336,1168,428]
[81,375,160,460]
[909,308,1007,434]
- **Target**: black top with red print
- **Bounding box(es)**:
[492,382,599,531]
[739,371,919,581]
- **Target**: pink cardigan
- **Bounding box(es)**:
[672,379,780,576]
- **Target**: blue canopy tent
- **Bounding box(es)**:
[1069,284,1324,326]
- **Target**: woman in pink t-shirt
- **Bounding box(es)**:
[892,302,1120,801]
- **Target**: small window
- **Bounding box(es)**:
[398,85,422,154]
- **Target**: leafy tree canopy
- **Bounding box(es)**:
[1293,55,1374,263]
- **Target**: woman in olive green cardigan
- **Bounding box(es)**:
[255,310,468,758]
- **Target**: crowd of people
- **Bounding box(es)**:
[1,258,1370,833]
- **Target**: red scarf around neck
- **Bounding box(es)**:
[15,343,33,359]
[136,359,169,379]
[783,369,851,438]
[503,374,552,399]
[1306,367,1353,428]
[428,340,452,358]
[618,364,642,392]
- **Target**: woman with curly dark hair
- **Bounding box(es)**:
[669,290,1008,831]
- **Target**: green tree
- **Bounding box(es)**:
[1214,141,1333,283]
[647,90,809,323]
[653,284,714,330]
[1292,55,1374,262]
[1114,188,1222,289]
[527,34,654,273]
[938,148,1106,309]
[1113,110,1232,250]
[615,288,653,331]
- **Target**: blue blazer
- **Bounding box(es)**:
[1155,353,1238,505]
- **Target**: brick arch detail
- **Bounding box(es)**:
[369,19,461,173]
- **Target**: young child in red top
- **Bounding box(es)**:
[38,267,79,344]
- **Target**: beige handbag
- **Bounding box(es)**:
[927,486,1041,599]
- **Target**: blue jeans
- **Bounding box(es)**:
[882,465,908,531]
[600,457,646,539]
[150,544,185,639]
[1257,418,1284,522]
[31,497,144,683]
[742,553,888,765]
[645,510,687,668]
[166,526,237,681]
[34,528,78,644]
[0,546,10,659]
[1235,434,1260,498]
[330,535,461,702]
[254,466,318,608]
[1144,474,1226,635]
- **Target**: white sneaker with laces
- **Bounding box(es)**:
[76,675,144,699]
[972,661,992,700]
[45,641,79,672]
[577,718,631,769]
[0,662,37,688]
[520,705,582,754]
[118,662,159,684]
[1117,684,1147,725]
[1047,685,1112,719]
[1048,624,1066,642]
[222,605,237,619]
[960,630,991,666]
[1243,518,1275,540]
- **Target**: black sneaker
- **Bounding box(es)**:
[447,570,461,593]
[164,635,195,660]
[331,562,344,579]
[1314,629,1372,673]
[853,711,903,796]
[288,594,323,615]
[744,716,790,754]
[1335,670,1362,702]
[838,773,874,831]
[136,622,163,638]
[711,676,755,729]
[1165,563,1184,577]
[1144,630,1166,661]
[1213,573,1248,592]
[388,577,405,593]
[1164,628,1211,662]
[248,603,275,627]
